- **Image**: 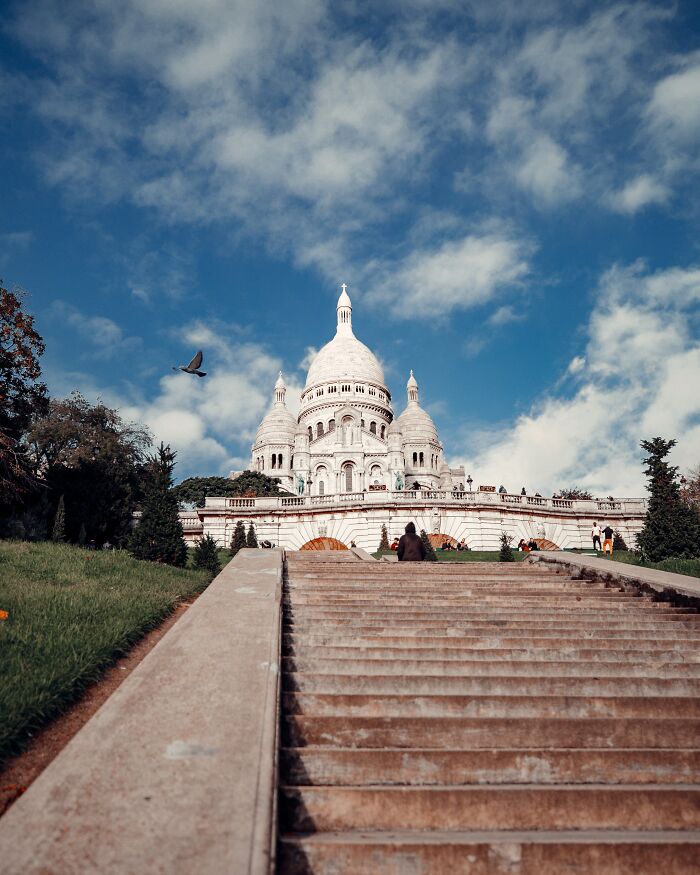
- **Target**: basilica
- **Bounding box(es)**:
[250,286,465,497]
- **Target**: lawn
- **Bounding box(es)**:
[373,550,526,562]
[0,541,211,765]
[602,550,700,579]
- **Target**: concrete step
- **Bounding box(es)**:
[278,830,700,875]
[282,656,700,678]
[284,644,695,663]
[284,673,700,697]
[280,747,700,785]
[283,631,700,646]
[282,692,700,718]
[283,716,700,750]
[279,785,700,831]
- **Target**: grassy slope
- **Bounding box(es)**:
[603,550,700,579]
[0,541,211,764]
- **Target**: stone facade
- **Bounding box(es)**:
[182,491,645,551]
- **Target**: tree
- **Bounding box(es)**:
[680,464,700,515]
[230,520,246,557]
[0,284,48,514]
[558,487,593,500]
[191,534,221,580]
[0,284,48,441]
[128,443,187,566]
[51,494,66,542]
[246,522,258,548]
[378,523,390,551]
[612,530,628,552]
[419,528,437,562]
[637,438,700,562]
[172,472,284,508]
[499,532,514,562]
[27,392,152,546]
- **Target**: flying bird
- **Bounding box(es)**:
[173,350,207,377]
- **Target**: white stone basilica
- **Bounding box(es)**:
[180,285,647,552]
[250,286,465,497]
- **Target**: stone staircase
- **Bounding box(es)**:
[277,552,700,874]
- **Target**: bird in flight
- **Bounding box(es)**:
[173,350,207,377]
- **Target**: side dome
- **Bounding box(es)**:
[396,370,440,443]
[254,372,296,446]
[304,285,386,389]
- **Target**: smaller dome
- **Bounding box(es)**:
[397,404,439,443]
[254,405,296,446]
[397,370,440,444]
[388,417,402,435]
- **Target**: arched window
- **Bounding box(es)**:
[271,455,276,469]
[317,422,324,437]
[328,419,335,432]
[419,452,424,466]
[343,463,354,492]
[290,455,294,469]
[370,464,381,485]
[380,425,386,439]
[319,481,325,495]
[316,465,327,496]
[307,426,312,439]
[413,452,418,465]
[361,418,366,429]
[370,421,377,434]
[278,453,283,468]
[342,415,353,427]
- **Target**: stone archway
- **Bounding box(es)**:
[300,537,349,551]
[533,538,559,551]
[427,533,458,549]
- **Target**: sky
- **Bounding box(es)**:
[1,0,699,495]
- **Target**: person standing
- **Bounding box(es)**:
[591,522,602,551]
[602,524,614,557]
[397,522,426,562]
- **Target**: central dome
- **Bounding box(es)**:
[304,287,385,389]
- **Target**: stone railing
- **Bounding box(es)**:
[199,492,646,515]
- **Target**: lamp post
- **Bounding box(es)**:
[467,474,473,493]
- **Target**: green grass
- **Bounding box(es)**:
[0,541,211,765]
[602,550,700,579]
[373,549,526,562]
[435,550,526,562]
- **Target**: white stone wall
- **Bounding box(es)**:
[183,493,646,552]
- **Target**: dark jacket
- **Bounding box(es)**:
[397,523,426,562]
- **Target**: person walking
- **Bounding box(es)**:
[591,521,602,552]
[602,524,614,557]
[397,522,426,562]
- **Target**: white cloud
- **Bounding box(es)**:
[452,261,700,496]
[487,305,525,327]
[648,59,700,142]
[608,174,669,214]
[51,301,140,359]
[367,232,532,318]
[116,319,304,476]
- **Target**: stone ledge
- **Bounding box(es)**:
[529,551,700,607]
[0,549,283,875]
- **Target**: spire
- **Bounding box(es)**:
[274,371,286,405]
[336,282,353,335]
[407,369,419,404]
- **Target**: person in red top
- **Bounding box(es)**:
[390,537,399,551]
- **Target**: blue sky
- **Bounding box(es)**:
[1,0,699,494]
